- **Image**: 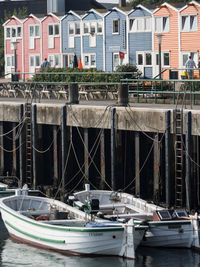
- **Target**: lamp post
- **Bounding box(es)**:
[156,34,163,80]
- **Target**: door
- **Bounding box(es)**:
[5,55,14,78]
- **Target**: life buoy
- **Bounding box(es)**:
[35,215,49,221]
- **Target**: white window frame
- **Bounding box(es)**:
[29,54,41,68]
[129,17,152,32]
[155,16,169,33]
[5,26,22,39]
[83,53,96,68]
[181,51,198,67]
[63,53,74,68]
[83,20,103,35]
[136,51,153,66]
[112,19,119,34]
[6,55,14,67]
[181,14,197,32]
[48,23,60,37]
[48,54,61,68]
[29,24,40,38]
[113,53,120,71]
[155,52,170,67]
[68,22,80,36]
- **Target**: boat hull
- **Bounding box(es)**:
[141,221,193,248]
[0,195,135,258]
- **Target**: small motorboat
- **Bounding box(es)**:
[71,184,198,249]
[0,187,136,259]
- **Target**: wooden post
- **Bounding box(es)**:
[61,106,67,200]
[32,104,37,188]
[0,122,4,175]
[84,128,89,183]
[12,123,17,176]
[53,126,58,187]
[19,104,24,186]
[135,132,140,196]
[111,108,116,190]
[154,133,160,202]
[165,110,170,207]
[100,129,105,189]
[185,111,191,211]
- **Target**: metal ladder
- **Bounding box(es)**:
[25,103,32,186]
[175,109,184,208]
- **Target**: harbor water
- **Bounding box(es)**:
[0,218,200,267]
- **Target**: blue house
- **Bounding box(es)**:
[82,9,106,70]
[104,7,130,72]
[61,10,83,68]
[128,5,154,78]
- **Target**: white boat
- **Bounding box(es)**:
[0,182,40,198]
[71,184,198,249]
[0,187,136,259]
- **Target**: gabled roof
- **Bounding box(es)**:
[153,2,180,14]
[82,8,107,19]
[104,6,130,17]
[61,10,84,21]
[24,13,43,23]
[179,1,200,12]
[41,12,65,22]
[3,15,23,26]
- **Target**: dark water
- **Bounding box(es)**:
[0,218,200,267]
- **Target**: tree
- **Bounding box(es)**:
[0,7,27,77]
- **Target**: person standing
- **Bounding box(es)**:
[185,56,196,79]
[41,58,50,68]
[198,56,200,79]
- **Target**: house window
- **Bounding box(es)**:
[29,25,40,37]
[138,54,143,65]
[48,24,60,36]
[113,53,119,70]
[113,20,119,34]
[155,16,169,33]
[97,22,102,33]
[6,55,14,67]
[69,22,80,35]
[163,53,170,66]
[129,17,151,32]
[83,54,96,68]
[63,54,74,68]
[48,54,60,67]
[29,55,41,68]
[137,52,152,66]
[90,22,96,34]
[146,53,152,65]
[6,26,21,39]
[75,22,80,35]
[182,15,197,31]
[6,28,11,38]
[84,22,89,34]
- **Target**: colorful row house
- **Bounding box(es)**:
[4,1,200,79]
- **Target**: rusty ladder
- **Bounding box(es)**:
[175,109,184,208]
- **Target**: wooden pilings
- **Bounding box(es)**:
[111,108,116,191]
[0,122,4,175]
[185,111,191,211]
[61,105,67,200]
[135,132,140,196]
[165,110,171,207]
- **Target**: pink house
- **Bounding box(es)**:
[180,1,200,78]
[153,3,182,79]
[23,14,43,79]
[3,16,23,79]
[41,13,62,69]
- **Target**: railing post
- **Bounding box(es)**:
[68,83,79,104]
[118,83,129,106]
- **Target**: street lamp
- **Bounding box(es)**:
[156,34,163,80]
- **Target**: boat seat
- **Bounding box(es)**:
[99,203,125,210]
[41,219,85,226]
[104,212,152,220]
[19,209,50,216]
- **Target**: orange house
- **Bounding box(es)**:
[153,3,184,79]
[180,1,200,78]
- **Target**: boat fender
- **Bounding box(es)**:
[35,215,49,221]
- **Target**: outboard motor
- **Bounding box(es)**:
[84,199,99,214]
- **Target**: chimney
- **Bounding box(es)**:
[119,0,126,7]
